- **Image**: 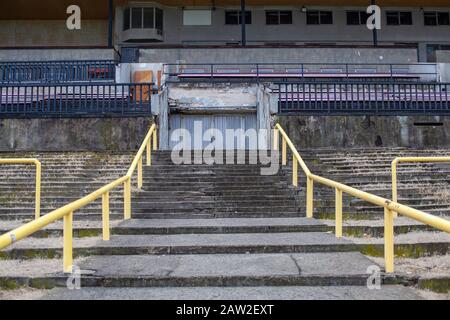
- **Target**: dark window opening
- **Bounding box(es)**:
[225,11,252,25]
[266,10,292,25]
[131,7,143,29]
[307,10,333,25]
[123,8,130,30]
[387,11,412,25]
[347,11,370,25]
[425,11,450,26]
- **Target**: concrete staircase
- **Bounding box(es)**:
[1,149,446,299]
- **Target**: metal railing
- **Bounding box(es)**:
[0,60,116,84]
[0,123,158,273]
[0,159,41,220]
[275,81,450,115]
[164,63,437,82]
[0,82,154,117]
[274,123,450,273]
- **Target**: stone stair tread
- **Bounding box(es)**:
[6,232,351,250]
[348,231,450,244]
[0,252,377,278]
[37,285,423,300]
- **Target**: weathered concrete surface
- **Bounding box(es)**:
[0,20,108,48]
[277,116,450,148]
[169,83,257,109]
[0,117,153,151]
[38,285,423,300]
[437,51,450,63]
[140,48,418,64]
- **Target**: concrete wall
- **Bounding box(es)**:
[0,117,153,151]
[437,50,450,63]
[139,47,418,64]
[277,116,450,149]
[0,20,108,47]
[0,49,115,62]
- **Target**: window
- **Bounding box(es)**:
[347,11,369,25]
[225,11,252,25]
[386,11,412,25]
[266,11,292,25]
[123,7,163,31]
[306,10,333,25]
[424,11,450,26]
[123,8,130,31]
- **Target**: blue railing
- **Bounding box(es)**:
[0,83,153,118]
[275,81,450,115]
[164,63,438,82]
[0,60,116,84]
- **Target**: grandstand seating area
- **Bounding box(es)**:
[0,60,155,117]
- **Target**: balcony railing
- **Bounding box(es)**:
[275,81,450,115]
[0,83,154,118]
[0,60,116,84]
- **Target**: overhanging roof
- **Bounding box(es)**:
[1,0,449,20]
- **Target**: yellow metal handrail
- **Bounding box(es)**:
[392,156,450,204]
[274,123,450,273]
[0,123,158,273]
[0,159,41,220]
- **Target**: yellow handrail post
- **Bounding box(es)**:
[282,138,287,166]
[153,127,158,151]
[391,159,399,218]
[146,139,152,166]
[35,162,41,220]
[63,211,73,274]
[273,128,279,150]
[335,188,343,238]
[384,208,395,273]
[124,178,132,220]
[292,156,298,187]
[138,156,143,189]
[306,177,314,218]
[102,192,110,241]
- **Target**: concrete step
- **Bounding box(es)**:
[0,252,389,288]
[35,285,422,300]
[1,232,357,259]
[0,218,328,237]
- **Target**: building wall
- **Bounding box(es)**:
[115,5,450,61]
[437,50,450,63]
[139,47,418,64]
[0,20,108,47]
[0,49,115,62]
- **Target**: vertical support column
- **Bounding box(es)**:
[335,188,343,238]
[371,0,378,46]
[35,162,41,220]
[282,138,287,166]
[306,177,314,218]
[63,212,73,273]
[384,207,395,273]
[124,178,132,220]
[102,192,110,241]
[292,156,298,187]
[241,0,246,46]
[138,156,143,189]
[108,0,114,48]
